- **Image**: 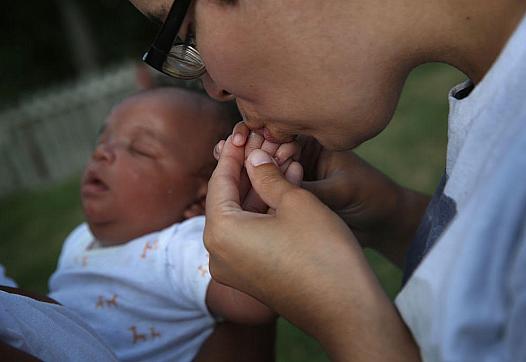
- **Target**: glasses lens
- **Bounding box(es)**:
[162,44,206,80]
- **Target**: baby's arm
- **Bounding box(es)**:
[206,280,276,325]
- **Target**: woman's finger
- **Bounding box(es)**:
[207,136,246,212]
[245,149,299,210]
[242,188,269,213]
[213,139,226,160]
[232,121,250,147]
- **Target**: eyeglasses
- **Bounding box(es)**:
[143,0,206,80]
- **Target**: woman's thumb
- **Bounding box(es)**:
[246,149,297,210]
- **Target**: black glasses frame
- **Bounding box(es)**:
[143,0,193,75]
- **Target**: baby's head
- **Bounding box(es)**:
[81,87,236,246]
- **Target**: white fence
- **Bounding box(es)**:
[0,62,138,196]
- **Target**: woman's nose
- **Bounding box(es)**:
[200,73,235,102]
[92,142,115,163]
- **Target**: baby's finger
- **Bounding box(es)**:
[213,140,226,160]
[232,121,250,147]
[275,142,300,165]
[284,161,304,186]
[261,140,280,157]
[279,158,292,174]
[244,132,265,160]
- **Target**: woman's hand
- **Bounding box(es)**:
[214,127,429,268]
[213,122,302,214]
[299,137,430,267]
[205,136,420,361]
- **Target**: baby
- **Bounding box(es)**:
[48,87,276,362]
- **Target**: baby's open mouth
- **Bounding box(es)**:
[82,171,109,194]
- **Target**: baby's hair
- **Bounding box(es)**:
[180,85,240,136]
[134,66,241,135]
[132,84,240,135]
[120,85,239,180]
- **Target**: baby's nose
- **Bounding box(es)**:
[92,142,116,163]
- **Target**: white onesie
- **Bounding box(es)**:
[49,216,214,362]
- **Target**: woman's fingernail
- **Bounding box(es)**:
[249,149,273,167]
[233,133,244,146]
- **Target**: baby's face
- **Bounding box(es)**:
[81,95,212,245]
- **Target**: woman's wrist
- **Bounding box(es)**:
[288,240,420,361]
[366,186,429,268]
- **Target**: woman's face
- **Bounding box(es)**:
[132,0,412,150]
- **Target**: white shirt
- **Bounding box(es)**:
[396,15,526,362]
[49,216,214,362]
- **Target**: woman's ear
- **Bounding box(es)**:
[182,181,209,220]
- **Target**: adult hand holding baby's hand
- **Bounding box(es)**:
[298,138,430,268]
[205,133,418,360]
[213,121,302,213]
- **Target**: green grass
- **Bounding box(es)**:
[0,176,84,293]
[0,63,465,362]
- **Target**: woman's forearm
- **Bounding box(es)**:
[367,187,430,269]
[279,242,421,361]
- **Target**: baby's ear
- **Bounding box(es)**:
[182,181,208,219]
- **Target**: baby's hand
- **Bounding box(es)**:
[213,122,302,213]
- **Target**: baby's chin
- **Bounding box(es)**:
[85,220,125,247]
[83,213,132,247]
[81,203,110,228]
[86,214,185,247]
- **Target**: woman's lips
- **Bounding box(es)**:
[252,127,296,144]
[238,108,296,144]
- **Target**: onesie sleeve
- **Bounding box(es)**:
[165,216,212,316]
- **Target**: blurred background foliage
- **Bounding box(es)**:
[0,0,156,110]
[0,1,465,361]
